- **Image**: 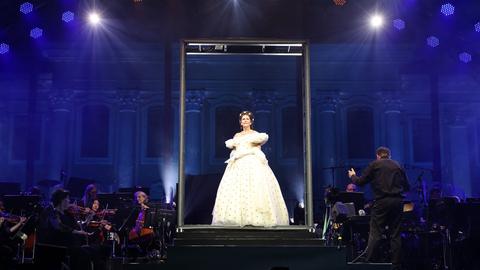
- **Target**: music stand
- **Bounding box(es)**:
[118,187,150,197]
[3,195,42,215]
[334,192,365,213]
[97,193,132,209]
[0,182,21,197]
[143,203,176,259]
[66,177,96,199]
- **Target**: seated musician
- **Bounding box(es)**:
[37,188,103,270]
[84,199,116,245]
[0,206,27,267]
[128,191,154,253]
[346,183,357,193]
[79,184,98,211]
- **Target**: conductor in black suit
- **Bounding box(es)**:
[348,146,410,270]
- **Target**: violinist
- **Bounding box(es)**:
[37,188,98,270]
[84,199,116,245]
[0,207,27,267]
[79,184,98,211]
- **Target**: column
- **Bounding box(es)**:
[116,91,139,188]
[253,90,274,156]
[383,98,404,164]
[47,90,73,183]
[185,90,204,175]
[445,111,471,198]
[317,96,339,189]
[0,100,7,179]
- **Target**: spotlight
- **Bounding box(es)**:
[293,201,305,225]
[333,0,347,6]
[30,27,43,39]
[370,14,384,29]
[62,11,75,23]
[393,19,405,30]
[440,3,454,16]
[459,52,472,63]
[20,2,33,14]
[426,36,439,47]
[88,12,101,25]
[475,22,480,33]
[0,43,9,54]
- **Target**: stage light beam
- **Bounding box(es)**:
[370,14,384,29]
[459,52,472,63]
[88,12,101,25]
[427,36,440,48]
[440,3,455,16]
[30,27,43,39]
[393,19,405,30]
[333,0,347,6]
[62,11,75,23]
[0,43,9,54]
[20,2,33,14]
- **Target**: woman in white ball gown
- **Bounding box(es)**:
[212,111,289,226]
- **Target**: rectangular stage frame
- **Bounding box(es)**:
[178,39,313,232]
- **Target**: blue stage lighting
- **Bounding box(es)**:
[393,19,405,30]
[440,3,454,16]
[0,43,9,54]
[427,36,439,47]
[475,22,480,32]
[20,2,33,14]
[459,52,472,63]
[62,11,75,23]
[30,27,43,39]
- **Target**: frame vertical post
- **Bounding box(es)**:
[178,41,186,228]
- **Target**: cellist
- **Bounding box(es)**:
[128,191,154,252]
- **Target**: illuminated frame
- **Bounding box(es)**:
[177,39,312,232]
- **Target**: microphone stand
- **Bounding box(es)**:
[320,165,349,240]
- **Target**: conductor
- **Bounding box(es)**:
[348,146,410,270]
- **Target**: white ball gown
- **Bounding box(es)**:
[212,131,290,226]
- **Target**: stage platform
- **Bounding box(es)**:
[109,227,391,270]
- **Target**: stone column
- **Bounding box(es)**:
[0,100,7,179]
[185,90,204,175]
[383,98,404,164]
[317,96,339,189]
[445,112,471,198]
[116,91,139,188]
[47,90,73,182]
[253,90,274,156]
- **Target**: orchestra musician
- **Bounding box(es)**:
[37,188,106,270]
[79,184,98,211]
[0,202,28,268]
[84,199,117,246]
[128,191,154,254]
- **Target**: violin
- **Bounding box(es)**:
[94,209,117,216]
[0,213,24,224]
[66,204,94,215]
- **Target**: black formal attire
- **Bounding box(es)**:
[0,221,16,269]
[37,205,106,270]
[351,158,410,270]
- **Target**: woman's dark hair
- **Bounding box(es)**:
[82,184,97,206]
[239,111,254,123]
[51,188,70,207]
